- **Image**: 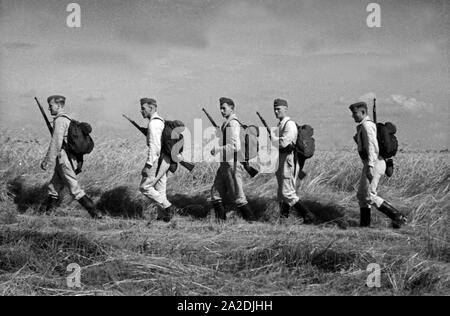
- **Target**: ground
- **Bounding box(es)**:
[0,131,448,295]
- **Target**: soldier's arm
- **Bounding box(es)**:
[279,121,297,149]
[362,122,378,167]
[43,118,67,164]
[219,119,241,158]
[146,119,164,166]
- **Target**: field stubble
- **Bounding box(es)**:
[0,132,448,295]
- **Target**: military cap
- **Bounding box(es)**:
[140,98,157,106]
[47,95,66,104]
[274,98,288,107]
[219,97,235,106]
[349,101,368,111]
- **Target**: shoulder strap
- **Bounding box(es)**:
[151,116,164,122]
[58,114,72,121]
[281,119,295,133]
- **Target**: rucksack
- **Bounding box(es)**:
[230,119,259,163]
[295,124,315,160]
[61,115,94,156]
[376,122,398,159]
[282,120,315,160]
[160,120,185,159]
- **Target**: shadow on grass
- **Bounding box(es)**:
[7,177,47,213]
[96,187,211,219]
[303,199,353,228]
[96,186,151,219]
[7,176,351,228]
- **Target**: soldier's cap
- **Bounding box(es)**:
[219,97,235,106]
[274,98,288,108]
[47,95,66,104]
[349,101,368,111]
[140,98,157,106]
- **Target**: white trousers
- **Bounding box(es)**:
[139,162,171,209]
[357,159,386,208]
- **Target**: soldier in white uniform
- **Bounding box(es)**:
[271,99,315,222]
[39,95,102,218]
[210,97,255,222]
[139,98,177,222]
[349,101,407,228]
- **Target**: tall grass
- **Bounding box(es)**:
[0,130,448,295]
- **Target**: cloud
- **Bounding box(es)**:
[3,41,35,50]
[112,0,217,49]
[18,90,37,98]
[389,95,433,112]
[118,23,209,49]
[54,49,141,70]
[355,92,434,114]
[84,93,106,103]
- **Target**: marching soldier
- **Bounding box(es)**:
[349,101,407,228]
[210,97,256,222]
[139,98,177,222]
[271,99,315,222]
[39,95,102,218]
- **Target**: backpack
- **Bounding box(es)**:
[157,119,186,173]
[376,122,398,159]
[160,120,185,159]
[282,120,315,159]
[230,119,259,162]
[61,115,94,156]
[295,124,315,160]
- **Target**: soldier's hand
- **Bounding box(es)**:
[367,166,374,182]
[40,160,48,171]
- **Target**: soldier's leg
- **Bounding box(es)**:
[210,166,227,221]
[289,175,314,224]
[371,160,407,228]
[357,165,372,227]
[279,155,313,223]
[154,171,178,222]
[275,164,290,218]
[48,165,64,199]
[368,159,385,208]
[58,152,85,201]
[41,165,64,213]
[59,152,101,218]
[232,164,255,221]
[139,164,172,222]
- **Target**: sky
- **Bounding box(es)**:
[0,0,449,150]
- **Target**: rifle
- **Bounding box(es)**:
[373,98,377,124]
[35,97,81,174]
[35,97,53,134]
[122,114,195,172]
[122,114,148,136]
[202,108,259,178]
[256,111,272,140]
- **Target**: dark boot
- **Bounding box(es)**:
[377,201,407,229]
[213,202,226,221]
[156,205,175,222]
[280,202,290,218]
[293,201,315,224]
[78,195,102,219]
[238,204,256,222]
[39,196,59,214]
[360,207,371,227]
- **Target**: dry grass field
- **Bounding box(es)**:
[0,130,448,296]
